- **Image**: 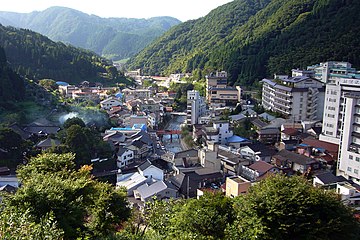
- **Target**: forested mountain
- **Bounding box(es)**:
[0,24,121,84]
[128,0,360,86]
[0,7,181,60]
[0,46,24,103]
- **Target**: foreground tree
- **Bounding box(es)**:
[0,207,64,239]
[138,192,234,240]
[1,153,130,239]
[226,175,360,240]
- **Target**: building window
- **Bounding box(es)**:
[350,155,353,160]
[355,169,359,174]
[356,157,360,162]
[348,167,352,172]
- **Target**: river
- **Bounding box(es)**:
[162,115,186,153]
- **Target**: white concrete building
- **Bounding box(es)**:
[100,97,122,110]
[147,113,157,129]
[262,75,325,121]
[117,148,134,168]
[307,61,358,84]
[314,62,360,145]
[337,93,360,182]
[202,120,233,145]
[187,90,206,125]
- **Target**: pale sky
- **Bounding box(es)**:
[0,0,234,22]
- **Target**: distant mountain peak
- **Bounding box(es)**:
[0,7,181,61]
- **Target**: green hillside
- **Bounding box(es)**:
[0,46,24,103]
[0,7,181,60]
[0,24,121,84]
[128,0,360,86]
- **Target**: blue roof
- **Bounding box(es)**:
[115,92,123,98]
[56,81,69,86]
[111,127,133,131]
[133,124,147,131]
[227,135,249,143]
[299,143,309,147]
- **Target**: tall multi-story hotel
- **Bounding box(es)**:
[187,90,206,125]
[313,62,360,144]
[206,71,241,107]
[307,61,359,84]
[261,73,325,121]
[338,92,360,182]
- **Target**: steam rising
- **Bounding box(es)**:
[58,107,109,127]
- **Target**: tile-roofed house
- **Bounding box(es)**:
[313,172,347,187]
[0,184,17,194]
[239,143,277,163]
[218,146,250,175]
[257,128,280,144]
[169,168,223,198]
[133,180,178,202]
[229,114,246,122]
[24,120,60,136]
[272,149,320,174]
[301,138,339,157]
[296,138,339,166]
[259,112,276,122]
[241,108,257,118]
[138,160,164,181]
[8,123,31,140]
[306,126,322,138]
[172,149,199,167]
[251,118,268,129]
[103,131,125,146]
[36,138,61,151]
[116,172,150,196]
[239,161,279,181]
[281,128,301,141]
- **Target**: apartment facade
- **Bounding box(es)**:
[261,75,325,121]
[338,93,360,182]
[317,62,360,144]
[206,71,241,107]
[187,90,206,125]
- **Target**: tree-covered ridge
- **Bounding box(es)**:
[128,0,272,76]
[0,6,181,60]
[128,0,360,86]
[0,24,121,83]
[0,46,25,103]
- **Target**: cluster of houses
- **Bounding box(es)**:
[3,61,360,211]
[112,64,360,210]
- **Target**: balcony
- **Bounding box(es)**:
[349,144,360,154]
[307,103,318,110]
[274,101,291,109]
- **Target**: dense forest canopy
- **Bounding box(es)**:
[0,24,122,84]
[0,6,181,60]
[128,0,360,86]
[0,46,24,103]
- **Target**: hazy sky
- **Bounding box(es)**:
[1,0,233,21]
